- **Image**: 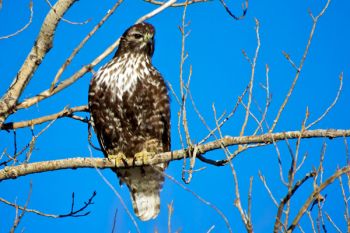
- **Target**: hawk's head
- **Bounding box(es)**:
[116,22,155,57]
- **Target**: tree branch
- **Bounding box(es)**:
[144,0,210,7]
[15,0,176,111]
[0,1,34,40]
[0,0,78,126]
[1,105,88,130]
[287,165,350,232]
[1,129,349,181]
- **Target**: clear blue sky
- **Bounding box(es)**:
[1,0,350,232]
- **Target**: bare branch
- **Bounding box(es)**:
[158,168,233,233]
[306,72,343,129]
[307,211,317,233]
[136,0,177,23]
[49,0,124,91]
[44,0,91,25]
[1,105,88,130]
[9,182,32,233]
[0,191,96,218]
[240,18,260,137]
[144,0,210,7]
[89,146,140,233]
[287,165,350,232]
[199,85,249,145]
[274,172,316,233]
[0,0,78,126]
[0,1,33,40]
[111,208,118,233]
[15,0,177,111]
[269,0,331,133]
[324,212,342,233]
[168,201,174,233]
[219,0,248,20]
[258,171,279,207]
[1,129,348,180]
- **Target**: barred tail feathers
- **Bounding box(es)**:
[117,164,165,221]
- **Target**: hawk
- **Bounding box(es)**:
[88,22,170,221]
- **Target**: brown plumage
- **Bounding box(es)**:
[88,22,170,221]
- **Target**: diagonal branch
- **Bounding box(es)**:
[1,105,88,130]
[144,0,209,7]
[269,0,331,133]
[287,165,350,232]
[274,172,316,233]
[0,129,349,181]
[0,1,34,40]
[15,0,177,111]
[0,0,78,126]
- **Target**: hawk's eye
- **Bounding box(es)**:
[133,33,143,39]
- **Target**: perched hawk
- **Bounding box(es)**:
[88,23,170,221]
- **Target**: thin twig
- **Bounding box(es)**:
[219,0,248,20]
[274,172,316,233]
[44,0,91,25]
[168,201,174,233]
[16,0,177,111]
[269,0,331,133]
[199,86,249,145]
[158,168,233,233]
[283,108,309,228]
[324,212,342,233]
[258,171,279,207]
[0,1,33,40]
[49,0,124,91]
[88,147,140,233]
[213,104,253,232]
[287,166,350,232]
[144,0,209,7]
[136,0,177,23]
[9,182,32,233]
[0,0,78,126]
[240,18,260,137]
[111,208,118,233]
[248,176,253,223]
[0,191,96,218]
[306,72,343,129]
[307,211,317,233]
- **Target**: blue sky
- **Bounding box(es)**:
[1,0,350,232]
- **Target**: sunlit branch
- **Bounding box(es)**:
[1,129,349,181]
[15,0,177,112]
[1,105,88,130]
[49,0,124,91]
[0,0,78,126]
[240,18,260,137]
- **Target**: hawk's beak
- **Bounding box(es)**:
[144,33,153,43]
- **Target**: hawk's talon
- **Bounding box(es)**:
[134,150,155,165]
[108,152,128,167]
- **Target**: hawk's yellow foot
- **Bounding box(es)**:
[134,150,155,165]
[108,152,127,167]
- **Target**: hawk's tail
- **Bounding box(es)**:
[117,164,165,221]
